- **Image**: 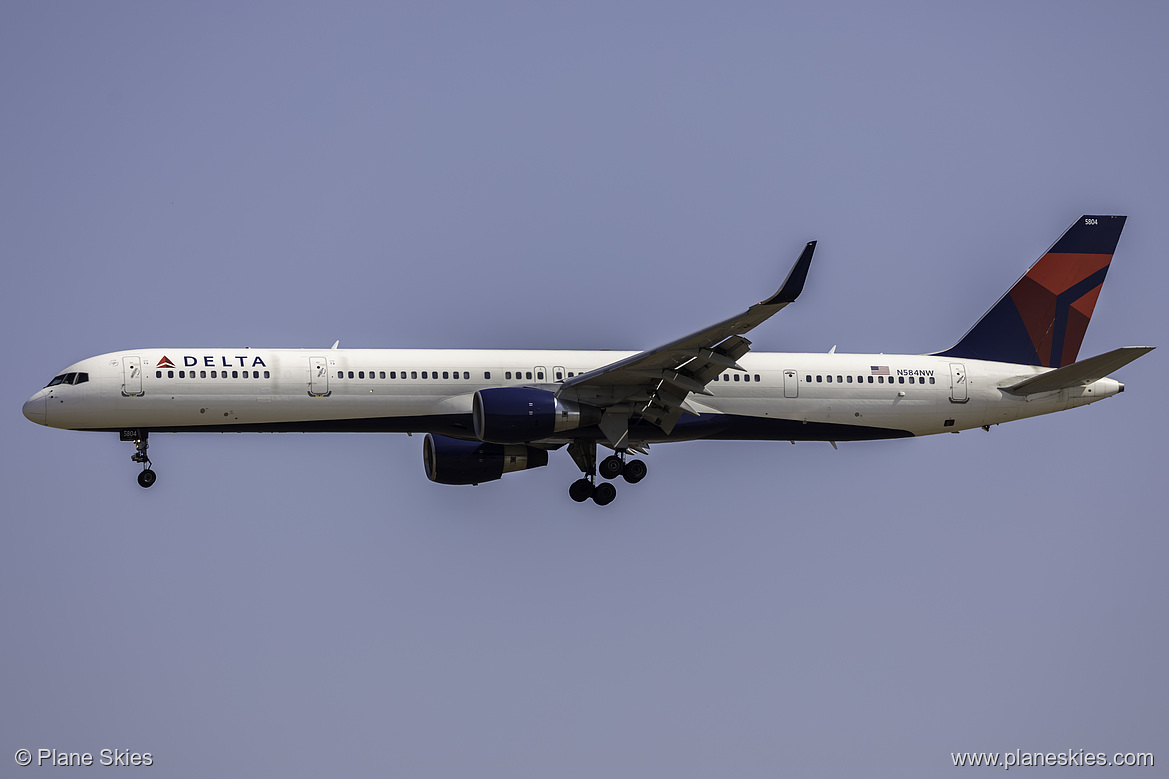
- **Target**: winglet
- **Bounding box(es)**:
[762,241,816,305]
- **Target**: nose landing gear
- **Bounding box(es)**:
[121,429,157,488]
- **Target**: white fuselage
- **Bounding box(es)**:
[24,347,1122,442]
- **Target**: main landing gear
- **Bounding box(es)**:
[566,441,648,507]
[122,429,157,488]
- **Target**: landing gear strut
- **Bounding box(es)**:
[566,442,648,506]
[122,429,157,488]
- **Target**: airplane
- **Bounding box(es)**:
[23,215,1152,506]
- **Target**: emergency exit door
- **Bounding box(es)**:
[783,369,798,398]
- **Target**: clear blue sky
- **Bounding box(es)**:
[2,2,1165,776]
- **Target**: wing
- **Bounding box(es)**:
[557,241,816,449]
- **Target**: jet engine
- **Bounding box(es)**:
[472,387,601,444]
[423,433,549,485]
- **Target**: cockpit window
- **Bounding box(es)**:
[44,372,88,388]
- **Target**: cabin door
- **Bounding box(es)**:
[949,363,968,403]
[121,355,143,396]
[309,357,330,397]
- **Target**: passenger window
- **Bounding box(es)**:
[390,371,396,379]
[505,371,512,380]
[734,374,740,382]
[837,375,843,383]
[264,371,270,378]
[537,371,544,380]
[877,376,883,383]
[253,371,260,378]
[826,375,832,383]
[755,374,760,382]
[930,377,936,384]
[411,371,418,379]
[443,371,449,379]
[484,372,491,379]
[231,370,238,378]
[179,371,185,378]
[846,375,852,383]
[155,371,162,379]
[168,370,174,378]
[909,376,915,384]
[568,372,575,378]
[816,375,822,383]
[898,376,905,384]
[526,371,532,380]
[555,371,563,381]
[347,371,353,379]
[464,372,470,379]
[867,376,873,383]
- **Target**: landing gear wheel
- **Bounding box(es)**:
[592,482,617,506]
[569,478,594,503]
[599,455,624,480]
[622,459,647,484]
[137,468,157,488]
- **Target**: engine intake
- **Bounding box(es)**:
[473,387,601,444]
[423,434,549,485]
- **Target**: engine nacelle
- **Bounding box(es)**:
[423,433,549,485]
[472,387,601,444]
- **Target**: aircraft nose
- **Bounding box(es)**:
[22,391,47,425]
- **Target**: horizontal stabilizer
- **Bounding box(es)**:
[1002,346,1154,396]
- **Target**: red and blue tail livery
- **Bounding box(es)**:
[938,215,1126,367]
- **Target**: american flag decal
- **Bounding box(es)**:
[870,365,889,375]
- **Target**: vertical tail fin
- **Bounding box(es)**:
[936,215,1126,367]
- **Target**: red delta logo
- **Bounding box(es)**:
[156,356,176,369]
